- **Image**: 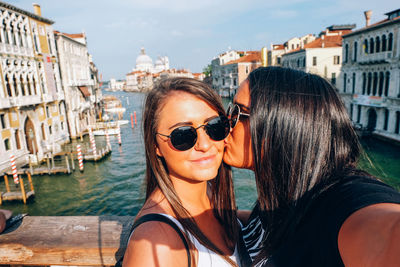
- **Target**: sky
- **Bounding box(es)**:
[11,0,400,80]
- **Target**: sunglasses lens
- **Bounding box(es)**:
[170,126,197,151]
[230,105,239,128]
[205,116,230,141]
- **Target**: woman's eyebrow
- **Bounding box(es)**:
[233,102,250,111]
[167,115,219,130]
[168,121,193,130]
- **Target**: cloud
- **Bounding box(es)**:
[171,30,184,37]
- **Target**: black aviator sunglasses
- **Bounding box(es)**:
[226,103,250,129]
[156,115,230,151]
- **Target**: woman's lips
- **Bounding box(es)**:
[190,154,216,164]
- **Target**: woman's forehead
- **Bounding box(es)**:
[157,92,218,128]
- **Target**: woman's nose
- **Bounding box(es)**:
[194,127,212,152]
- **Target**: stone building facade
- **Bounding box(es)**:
[340,9,400,142]
[0,3,68,172]
[54,31,97,139]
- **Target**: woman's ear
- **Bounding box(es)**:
[155,145,163,157]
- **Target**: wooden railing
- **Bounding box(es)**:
[0,216,134,266]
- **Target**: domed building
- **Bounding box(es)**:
[126,47,171,92]
[135,47,153,72]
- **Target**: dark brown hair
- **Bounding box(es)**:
[142,77,238,265]
[247,67,366,260]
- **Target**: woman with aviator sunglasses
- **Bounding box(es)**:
[123,77,243,267]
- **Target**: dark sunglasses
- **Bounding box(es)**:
[226,103,250,129]
[156,115,230,151]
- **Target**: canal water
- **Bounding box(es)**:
[1,91,399,216]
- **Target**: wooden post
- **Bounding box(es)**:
[47,156,51,172]
[19,175,26,204]
[4,175,10,192]
[70,153,75,170]
[51,154,55,170]
[29,157,33,174]
[27,172,34,192]
[65,155,70,173]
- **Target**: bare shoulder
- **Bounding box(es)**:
[338,203,400,267]
[123,219,189,267]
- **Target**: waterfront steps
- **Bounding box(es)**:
[0,216,134,266]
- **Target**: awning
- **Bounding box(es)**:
[78,86,91,97]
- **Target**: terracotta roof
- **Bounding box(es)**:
[126,71,142,76]
[54,30,85,39]
[285,35,343,55]
[344,15,400,37]
[272,44,285,50]
[224,52,261,65]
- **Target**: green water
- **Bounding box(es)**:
[1,92,398,216]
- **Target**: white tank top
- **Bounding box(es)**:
[129,213,241,267]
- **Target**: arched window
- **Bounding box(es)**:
[388,33,393,51]
[13,75,18,96]
[354,41,358,61]
[357,105,362,123]
[372,72,378,95]
[362,72,366,94]
[26,75,32,95]
[15,129,21,149]
[364,39,368,54]
[10,23,16,45]
[3,21,9,44]
[20,76,25,96]
[382,35,387,51]
[343,73,347,92]
[350,103,354,121]
[32,76,37,95]
[375,36,380,53]
[369,38,374,54]
[384,71,390,96]
[378,72,384,96]
[352,73,356,94]
[367,72,372,95]
[395,111,400,134]
[345,44,349,63]
[5,75,12,97]
[383,109,389,131]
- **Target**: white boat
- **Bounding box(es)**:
[93,128,120,136]
[104,107,126,113]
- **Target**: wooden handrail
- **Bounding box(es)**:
[0,216,134,266]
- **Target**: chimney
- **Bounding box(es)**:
[33,3,41,16]
[364,10,372,27]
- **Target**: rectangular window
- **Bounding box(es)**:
[0,114,6,129]
[331,73,336,85]
[312,57,317,66]
[4,138,10,151]
[277,57,281,64]
[333,55,340,65]
[15,130,21,150]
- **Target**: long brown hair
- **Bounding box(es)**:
[142,77,238,265]
[247,67,366,261]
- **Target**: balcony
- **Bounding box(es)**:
[358,51,393,65]
[41,94,55,103]
[352,94,387,107]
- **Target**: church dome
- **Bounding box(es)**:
[136,47,153,68]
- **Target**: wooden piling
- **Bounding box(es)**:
[65,155,70,173]
[27,172,34,192]
[70,153,75,170]
[19,175,26,204]
[4,174,10,192]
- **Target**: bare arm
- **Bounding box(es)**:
[123,221,192,267]
[338,203,400,267]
